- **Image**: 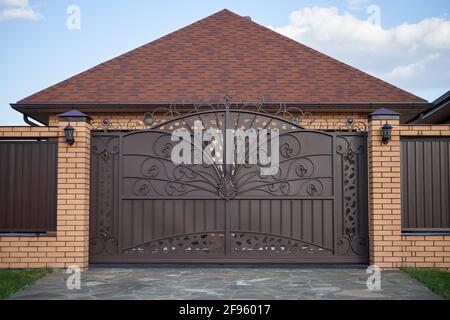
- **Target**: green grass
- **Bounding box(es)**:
[401,267,450,300]
[0,268,52,300]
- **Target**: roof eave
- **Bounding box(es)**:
[12,101,430,126]
[12,101,431,110]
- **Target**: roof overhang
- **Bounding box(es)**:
[409,91,450,124]
[12,101,431,126]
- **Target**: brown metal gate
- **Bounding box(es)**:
[89,110,369,264]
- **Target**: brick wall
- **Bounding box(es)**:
[369,118,450,270]
[0,121,91,269]
[0,126,59,138]
[48,111,368,131]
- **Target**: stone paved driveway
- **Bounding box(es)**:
[11,266,442,300]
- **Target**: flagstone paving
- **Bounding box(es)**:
[10,266,442,300]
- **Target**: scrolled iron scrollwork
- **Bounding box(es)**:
[268,181,290,196]
[91,136,119,161]
[173,165,198,180]
[134,154,221,197]
[336,235,368,256]
[89,226,118,255]
[119,107,335,200]
[335,118,367,132]
[336,134,366,156]
[166,181,188,195]
[91,118,143,132]
[236,155,327,197]
[90,95,367,132]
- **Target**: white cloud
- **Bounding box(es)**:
[269,7,450,101]
[0,0,44,21]
[389,54,441,79]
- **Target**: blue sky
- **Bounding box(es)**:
[1,0,449,125]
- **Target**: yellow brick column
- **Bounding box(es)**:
[368,109,402,269]
[57,111,91,269]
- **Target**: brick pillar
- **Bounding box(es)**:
[57,111,91,269]
[368,109,402,269]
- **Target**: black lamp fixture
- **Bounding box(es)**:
[370,108,399,145]
[57,110,90,146]
[64,123,75,146]
[381,122,392,145]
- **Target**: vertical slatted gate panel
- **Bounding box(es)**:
[0,141,57,232]
[228,199,334,257]
[120,199,226,256]
[401,138,450,231]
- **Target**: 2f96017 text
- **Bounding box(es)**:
[223,304,270,316]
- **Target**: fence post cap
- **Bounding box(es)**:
[57,110,91,123]
[369,108,401,120]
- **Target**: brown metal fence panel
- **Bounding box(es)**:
[401,137,450,231]
[0,141,57,233]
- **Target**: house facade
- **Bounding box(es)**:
[1,10,449,270]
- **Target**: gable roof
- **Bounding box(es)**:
[16,9,426,109]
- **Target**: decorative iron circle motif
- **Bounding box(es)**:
[166,181,188,195]
[305,179,323,196]
[295,159,314,178]
[141,158,164,178]
[101,118,110,126]
[133,180,152,196]
[173,165,198,180]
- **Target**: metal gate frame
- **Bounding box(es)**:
[89,103,369,264]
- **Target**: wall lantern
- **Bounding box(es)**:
[381,122,392,145]
[64,124,75,146]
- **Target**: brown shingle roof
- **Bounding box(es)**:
[18,9,426,105]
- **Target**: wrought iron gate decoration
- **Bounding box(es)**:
[90,99,369,263]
